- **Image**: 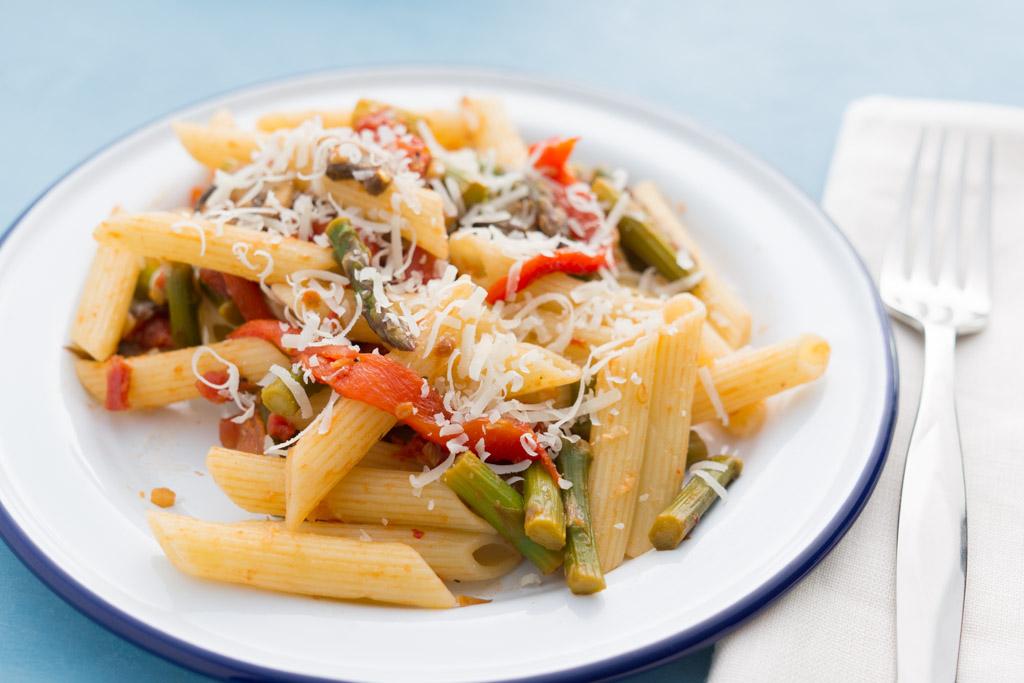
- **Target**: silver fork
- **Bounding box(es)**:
[881,130,993,683]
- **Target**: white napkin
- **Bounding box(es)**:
[708,96,1024,682]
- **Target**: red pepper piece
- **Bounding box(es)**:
[529,137,579,185]
[486,248,609,304]
[222,274,274,321]
[104,355,132,411]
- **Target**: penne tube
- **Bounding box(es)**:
[626,295,705,558]
[256,108,471,150]
[70,245,141,361]
[632,181,752,347]
[148,511,456,608]
[294,521,521,582]
[206,447,491,533]
[172,121,259,171]
[257,109,353,132]
[698,324,733,366]
[691,333,830,424]
[460,97,528,170]
[94,212,337,284]
[357,441,421,471]
[268,282,378,344]
[319,178,448,259]
[75,338,287,410]
[587,332,659,573]
[722,401,769,437]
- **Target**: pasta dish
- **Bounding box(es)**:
[69,96,830,607]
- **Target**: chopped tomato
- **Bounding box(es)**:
[223,274,273,321]
[195,371,229,404]
[200,269,273,321]
[198,268,231,299]
[123,314,173,352]
[353,108,431,177]
[411,528,425,539]
[529,137,579,185]
[219,414,265,454]
[105,356,132,411]
[266,413,297,441]
[486,248,609,304]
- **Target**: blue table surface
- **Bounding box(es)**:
[2,1,1021,680]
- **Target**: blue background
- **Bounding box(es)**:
[1,1,1020,680]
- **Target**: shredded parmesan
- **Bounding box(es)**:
[693,469,729,500]
[698,366,729,426]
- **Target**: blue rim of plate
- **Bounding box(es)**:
[0,66,898,683]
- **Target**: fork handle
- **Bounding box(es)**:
[896,322,967,683]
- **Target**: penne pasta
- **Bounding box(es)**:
[148,511,456,608]
[587,332,659,573]
[70,245,141,361]
[206,447,491,533]
[691,333,830,424]
[632,181,752,347]
[68,95,835,606]
[626,295,705,558]
[75,338,287,409]
[256,108,471,150]
[320,178,448,259]
[172,121,259,171]
[460,97,528,170]
[294,521,520,582]
[94,212,337,284]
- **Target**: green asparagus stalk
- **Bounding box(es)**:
[260,376,306,421]
[441,453,563,574]
[166,263,200,348]
[523,462,566,550]
[325,217,417,351]
[685,430,708,469]
[592,178,694,282]
[557,439,605,594]
[649,455,742,551]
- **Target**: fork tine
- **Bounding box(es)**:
[911,129,946,284]
[964,136,994,303]
[938,135,968,288]
[880,130,925,288]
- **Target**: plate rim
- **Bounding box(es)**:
[0,64,898,682]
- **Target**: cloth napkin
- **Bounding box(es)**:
[708,96,1024,682]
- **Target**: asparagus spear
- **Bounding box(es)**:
[649,455,742,550]
[324,217,417,351]
[260,373,310,422]
[441,453,563,574]
[592,178,694,283]
[166,263,200,348]
[524,462,566,550]
[557,439,605,594]
[685,430,708,469]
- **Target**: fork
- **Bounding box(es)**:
[881,130,993,683]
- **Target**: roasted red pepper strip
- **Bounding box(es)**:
[486,248,609,304]
[222,274,274,321]
[529,137,579,185]
[230,320,558,478]
[104,355,132,411]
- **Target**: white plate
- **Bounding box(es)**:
[0,67,896,682]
